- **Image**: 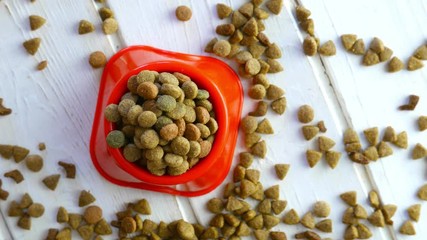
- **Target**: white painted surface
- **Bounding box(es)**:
[0,0,426,240]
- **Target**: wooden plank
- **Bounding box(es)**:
[299,0,427,238]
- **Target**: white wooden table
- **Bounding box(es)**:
[0,0,426,239]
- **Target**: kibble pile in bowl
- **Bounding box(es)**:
[104,70,218,176]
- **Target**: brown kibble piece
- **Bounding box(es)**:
[265,43,282,59]
[0,189,9,201]
[344,225,359,239]
[382,204,397,224]
[313,201,331,217]
[242,18,258,37]
[102,18,118,34]
[302,125,319,140]
[8,201,23,217]
[418,184,427,200]
[362,50,380,66]
[239,2,254,18]
[4,169,24,183]
[377,141,393,157]
[132,198,151,214]
[368,209,385,227]
[412,143,427,159]
[99,7,114,21]
[363,127,379,146]
[216,3,232,19]
[306,150,322,168]
[264,185,279,199]
[56,228,71,239]
[303,36,317,56]
[19,193,33,209]
[68,213,82,229]
[58,161,76,179]
[256,118,274,134]
[272,200,287,215]
[318,136,335,152]
[42,174,60,190]
[399,95,419,111]
[340,191,357,206]
[247,214,263,229]
[300,212,315,229]
[407,56,424,71]
[175,6,192,21]
[77,225,94,240]
[254,229,269,240]
[407,204,421,222]
[418,116,427,131]
[177,220,196,240]
[316,219,332,233]
[413,44,427,60]
[266,0,283,15]
[94,218,112,235]
[271,97,287,115]
[354,204,368,219]
[298,105,314,123]
[251,140,266,158]
[241,116,258,134]
[83,205,103,224]
[239,152,254,168]
[357,223,372,239]
[18,214,31,230]
[274,164,290,180]
[369,37,384,53]
[89,51,107,68]
[216,23,236,36]
[318,40,336,56]
[300,18,314,36]
[296,6,311,21]
[349,152,370,164]
[45,228,59,240]
[78,20,95,34]
[25,154,43,172]
[13,146,30,163]
[36,60,47,71]
[382,126,397,142]
[369,190,381,209]
[57,207,69,223]
[351,39,365,55]
[0,144,14,158]
[245,58,261,75]
[267,58,283,73]
[325,150,341,169]
[28,203,44,218]
[266,84,284,100]
[213,40,231,57]
[121,216,137,234]
[399,220,416,235]
[249,101,268,116]
[341,34,357,51]
[388,56,404,72]
[270,231,287,240]
[23,38,41,55]
[204,38,218,53]
[29,15,46,31]
[79,190,96,207]
[240,179,257,199]
[392,131,408,149]
[343,128,360,144]
[283,209,300,225]
[379,47,393,62]
[207,198,223,214]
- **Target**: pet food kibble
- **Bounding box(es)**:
[266,84,284,100]
[99,7,114,20]
[235,50,253,63]
[29,15,46,31]
[248,84,267,100]
[177,220,196,240]
[362,50,380,66]
[343,128,359,144]
[18,193,33,209]
[266,0,283,14]
[300,18,314,36]
[325,150,341,169]
[156,95,176,112]
[89,51,107,68]
[0,189,9,201]
[418,116,427,131]
[79,190,96,207]
[216,24,235,36]
[369,37,385,54]
[17,214,31,230]
[13,146,30,162]
[239,2,254,17]
[319,40,336,56]
[296,6,311,21]
[58,161,76,179]
[94,218,112,235]
[216,3,232,19]
[301,212,315,229]
[249,101,268,117]
[340,191,357,206]
[313,201,331,217]
[78,20,95,34]
[382,204,397,224]
[407,56,424,71]
[298,105,314,123]
[57,207,69,223]
[364,146,379,161]
[399,94,419,110]
[388,56,404,72]
[349,152,369,164]
[204,38,218,53]
[67,213,82,229]
[400,220,416,235]
[245,58,261,75]
[140,129,160,149]
[77,225,94,240]
[344,225,358,239]
[213,40,231,57]
[354,204,368,219]
[104,104,120,122]
[418,184,427,200]
[392,131,408,149]
[253,74,270,88]
[341,34,357,50]
[251,140,266,158]
[138,111,157,128]
[303,36,317,56]
[318,136,335,152]
[412,143,427,159]
[302,125,319,141]
[379,47,393,62]
[42,174,60,190]
[23,38,41,55]
[343,209,358,225]
[102,18,118,34]
[315,219,332,233]
[382,126,397,142]
[363,127,379,146]
[249,43,266,59]
[351,39,365,55]
[306,150,322,168]
[25,154,43,172]
[369,190,380,209]
[45,228,59,240]
[368,209,385,227]
[265,43,282,59]
[106,130,125,148]
[4,169,24,183]
[121,216,136,233]
[407,204,421,222]
[28,203,44,218]
[283,209,300,225]
[175,6,192,21]
[207,198,224,214]
[267,58,283,73]
[274,164,290,180]
[159,124,178,141]
[132,198,151,215]
[0,99,12,116]
[271,97,287,115]
[137,82,158,100]
[377,141,393,157]
[256,118,274,134]
[171,137,190,156]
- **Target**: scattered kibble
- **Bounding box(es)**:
[266,0,283,15]
[83,205,103,224]
[412,143,427,159]
[23,38,41,55]
[78,20,95,34]
[216,3,232,19]
[317,136,335,152]
[28,203,45,218]
[298,105,314,123]
[318,40,336,56]
[213,39,232,57]
[341,34,357,51]
[58,161,76,178]
[102,18,118,34]
[303,36,317,56]
[399,94,419,110]
[42,174,60,190]
[89,51,107,69]
[351,39,365,55]
[407,204,421,222]
[316,219,332,233]
[418,184,427,200]
[79,190,96,207]
[99,7,114,21]
[407,56,424,71]
[388,56,404,72]
[418,116,427,131]
[340,191,357,206]
[368,209,385,227]
[399,220,416,235]
[175,5,192,21]
[25,154,43,172]
[300,211,315,229]
[313,201,331,218]
[306,149,322,168]
[36,60,47,71]
[274,164,290,180]
[29,15,46,31]
[325,150,341,169]
[4,169,24,183]
[283,208,300,225]
[0,98,12,116]
[302,125,319,140]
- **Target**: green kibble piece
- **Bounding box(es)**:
[196,99,213,112]
[248,84,266,99]
[137,82,158,100]
[123,144,142,162]
[106,130,125,148]
[159,72,179,85]
[266,58,283,73]
[235,51,253,64]
[249,101,268,116]
[251,140,266,158]
[407,56,424,71]
[196,89,209,100]
[126,105,143,125]
[102,18,118,35]
[137,70,156,83]
[156,95,176,112]
[265,43,282,59]
[248,43,266,59]
[242,17,258,37]
[138,111,157,128]
[99,7,114,21]
[164,153,184,167]
[188,141,201,158]
[140,129,159,149]
[296,6,311,21]
[182,81,198,99]
[253,74,270,89]
[118,99,135,117]
[145,146,164,162]
[213,40,231,57]
[206,118,218,134]
[171,136,190,156]
[23,38,41,55]
[196,123,211,139]
[183,105,196,123]
[362,50,380,66]
[166,102,186,120]
[160,84,182,99]
[104,104,120,122]
[266,84,285,100]
[78,20,94,34]
[241,116,258,134]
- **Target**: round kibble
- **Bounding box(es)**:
[89,51,107,68]
[171,136,190,156]
[102,18,118,34]
[188,141,201,158]
[196,90,210,100]
[137,82,158,100]
[199,141,212,158]
[245,59,261,75]
[121,216,137,234]
[156,95,176,112]
[25,154,43,172]
[140,129,159,149]
[104,104,121,122]
[118,99,135,117]
[160,124,179,141]
[195,107,210,124]
[248,84,266,99]
[160,84,182,99]
[196,123,211,139]
[313,201,331,218]
[123,144,142,162]
[184,123,201,141]
[126,105,143,125]
[213,40,231,57]
[175,6,192,21]
[106,130,125,148]
[144,146,164,162]
[166,102,186,120]
[137,111,157,128]
[182,81,198,99]
[298,105,314,123]
[83,205,103,224]
[28,203,44,218]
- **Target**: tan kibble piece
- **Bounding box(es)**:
[36,60,48,71]
[271,200,287,215]
[242,17,258,36]
[264,185,279,199]
[349,152,370,165]
[399,95,419,111]
[28,203,44,218]
[382,204,397,224]
[315,219,332,233]
[303,36,317,56]
[325,150,341,169]
[102,18,118,34]
[301,212,315,229]
[298,105,314,123]
[342,207,357,224]
[13,146,30,162]
[306,150,322,168]
[418,116,427,131]
[400,220,416,235]
[56,228,71,239]
[8,201,23,217]
[362,50,380,66]
[241,115,258,134]
[266,84,285,100]
[318,136,335,152]
[251,140,266,158]
[343,128,359,144]
[267,58,283,73]
[363,147,379,161]
[245,132,261,149]
[78,190,96,207]
[407,56,424,71]
[341,34,357,50]
[18,214,31,230]
[238,2,254,17]
[266,0,283,15]
[232,10,248,29]
[204,38,218,53]
[378,47,393,62]
[354,204,368,219]
[296,6,311,21]
[245,169,260,183]
[83,205,102,224]
[121,216,137,234]
[418,184,427,200]
[392,131,408,149]
[0,144,14,159]
[369,37,385,54]
[249,43,266,59]
[233,165,246,182]
[99,7,114,21]
[412,143,427,159]
[18,193,33,209]
[313,201,331,217]
[245,58,261,75]
[57,207,69,223]
[351,39,365,55]
[356,223,372,238]
[58,161,76,179]
[226,196,242,211]
[240,179,257,198]
[413,44,427,60]
[340,191,357,206]
[302,125,319,140]
[369,190,381,209]
[176,220,195,240]
[78,20,95,34]
[209,214,224,228]
[0,189,9,201]
[4,169,24,183]
[407,204,421,222]
[344,225,359,239]
[270,231,287,240]
[382,126,397,142]
[345,142,362,153]
[23,38,41,55]
[271,97,287,115]
[77,225,94,240]
[283,209,300,225]
[175,5,192,21]
[25,154,43,172]
[42,174,60,190]
[388,56,404,72]
[29,15,46,31]
[256,118,274,134]
[45,228,59,240]
[368,209,385,227]
[274,164,290,180]
[257,199,272,214]
[249,101,268,117]
[254,229,269,240]
[265,43,282,59]
[216,23,236,36]
[132,198,151,214]
[377,141,393,158]
[216,3,232,19]
[94,218,112,235]
[363,127,379,146]
[318,40,336,56]
[247,214,263,229]
[213,40,231,57]
[68,213,82,229]
[89,51,107,68]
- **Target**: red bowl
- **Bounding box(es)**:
[90,46,243,197]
